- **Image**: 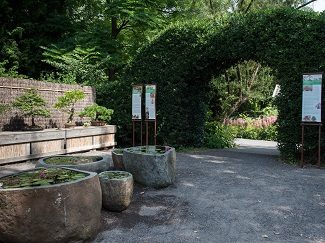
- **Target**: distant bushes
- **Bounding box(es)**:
[224,116,277,141]
[204,121,235,149]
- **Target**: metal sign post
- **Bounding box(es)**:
[300,73,323,168]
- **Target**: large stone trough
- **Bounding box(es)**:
[123,146,176,188]
[0,168,102,243]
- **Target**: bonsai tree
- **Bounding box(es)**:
[79,104,113,124]
[0,103,10,115]
[54,90,85,124]
[12,89,50,128]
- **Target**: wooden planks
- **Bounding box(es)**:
[0,125,116,165]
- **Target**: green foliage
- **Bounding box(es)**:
[210,60,276,120]
[42,46,107,85]
[54,90,85,123]
[0,0,74,78]
[204,121,235,148]
[114,8,325,163]
[12,89,50,126]
[79,104,114,123]
[0,103,11,115]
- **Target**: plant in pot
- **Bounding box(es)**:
[98,171,133,212]
[54,89,85,128]
[79,103,113,126]
[12,89,50,131]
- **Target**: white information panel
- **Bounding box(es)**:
[301,73,322,123]
[145,84,156,120]
[132,85,142,120]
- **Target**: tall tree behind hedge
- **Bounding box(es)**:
[41,0,183,83]
[0,0,73,78]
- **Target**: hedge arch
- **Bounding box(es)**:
[113,8,325,160]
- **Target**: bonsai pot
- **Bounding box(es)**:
[36,155,111,173]
[112,149,125,170]
[64,123,76,128]
[91,120,106,126]
[123,146,176,188]
[99,171,133,212]
[22,125,44,131]
[0,167,102,243]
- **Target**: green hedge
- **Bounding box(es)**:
[103,8,325,161]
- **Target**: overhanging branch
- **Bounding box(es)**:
[296,0,317,9]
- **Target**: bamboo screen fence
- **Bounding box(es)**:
[0,77,95,130]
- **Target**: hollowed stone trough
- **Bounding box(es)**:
[123,146,176,188]
[36,155,111,173]
[0,168,102,243]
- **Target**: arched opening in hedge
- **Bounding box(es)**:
[114,8,325,161]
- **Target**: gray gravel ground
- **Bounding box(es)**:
[1,141,324,243]
[94,149,325,243]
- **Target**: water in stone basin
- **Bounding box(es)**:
[125,146,170,155]
[0,168,87,189]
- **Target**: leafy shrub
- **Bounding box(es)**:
[79,104,113,123]
[204,121,235,149]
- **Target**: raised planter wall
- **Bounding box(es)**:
[0,125,116,165]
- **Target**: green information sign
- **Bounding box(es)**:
[301,73,322,123]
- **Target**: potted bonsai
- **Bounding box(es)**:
[79,103,113,126]
[98,171,133,212]
[12,89,50,131]
[0,167,102,243]
[54,89,85,128]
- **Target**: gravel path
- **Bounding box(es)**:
[1,141,324,242]
[94,149,325,243]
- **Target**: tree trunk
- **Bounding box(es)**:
[109,16,118,80]
[68,107,74,123]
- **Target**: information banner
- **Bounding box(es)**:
[132,85,142,120]
[145,84,156,120]
[301,73,322,123]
